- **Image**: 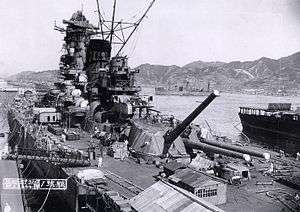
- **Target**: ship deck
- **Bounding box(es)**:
[60,127,160,199]
[63,153,160,199]
[219,162,300,212]
[7,113,300,211]
[59,126,300,212]
[62,151,300,212]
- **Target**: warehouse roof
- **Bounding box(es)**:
[163,161,186,172]
[130,180,225,212]
[169,168,226,188]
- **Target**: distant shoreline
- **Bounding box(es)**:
[223,91,300,98]
[139,85,300,97]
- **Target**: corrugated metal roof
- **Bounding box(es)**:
[163,161,186,172]
[170,168,223,188]
[130,181,225,212]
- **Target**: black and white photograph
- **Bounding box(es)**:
[0,0,299,211]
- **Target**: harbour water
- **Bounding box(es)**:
[142,87,300,141]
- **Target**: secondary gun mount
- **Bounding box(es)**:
[162,90,220,155]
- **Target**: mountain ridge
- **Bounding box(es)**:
[5,51,300,95]
[136,51,300,94]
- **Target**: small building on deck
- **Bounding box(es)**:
[130,180,225,212]
[168,168,227,205]
[214,162,251,184]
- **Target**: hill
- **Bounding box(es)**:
[6,70,59,83]
[6,51,300,95]
[136,52,300,94]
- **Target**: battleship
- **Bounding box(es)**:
[239,103,300,155]
[1,1,300,212]
[4,2,224,211]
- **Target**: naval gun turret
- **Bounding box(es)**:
[129,90,254,162]
[161,90,253,162]
[162,90,220,155]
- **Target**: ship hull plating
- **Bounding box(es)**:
[239,113,300,154]
[7,110,77,212]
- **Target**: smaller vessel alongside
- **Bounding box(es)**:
[239,103,300,154]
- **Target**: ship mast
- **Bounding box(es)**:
[115,0,155,56]
[96,0,104,39]
[109,0,117,46]
[94,0,156,57]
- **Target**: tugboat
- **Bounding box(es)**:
[239,103,300,154]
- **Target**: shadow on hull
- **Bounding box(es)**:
[242,124,300,155]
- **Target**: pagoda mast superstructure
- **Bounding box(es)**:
[84,0,156,121]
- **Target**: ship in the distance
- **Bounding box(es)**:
[155,81,212,96]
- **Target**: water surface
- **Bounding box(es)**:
[141,87,300,140]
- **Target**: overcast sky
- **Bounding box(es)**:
[0,0,299,77]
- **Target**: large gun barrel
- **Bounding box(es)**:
[184,140,251,161]
[201,139,270,160]
[162,90,220,155]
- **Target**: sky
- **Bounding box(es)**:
[0,0,299,77]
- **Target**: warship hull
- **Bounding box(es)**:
[239,113,300,154]
[7,110,78,212]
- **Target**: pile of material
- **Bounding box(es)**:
[77,169,105,181]
[107,142,128,160]
[64,130,80,141]
[189,154,216,171]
